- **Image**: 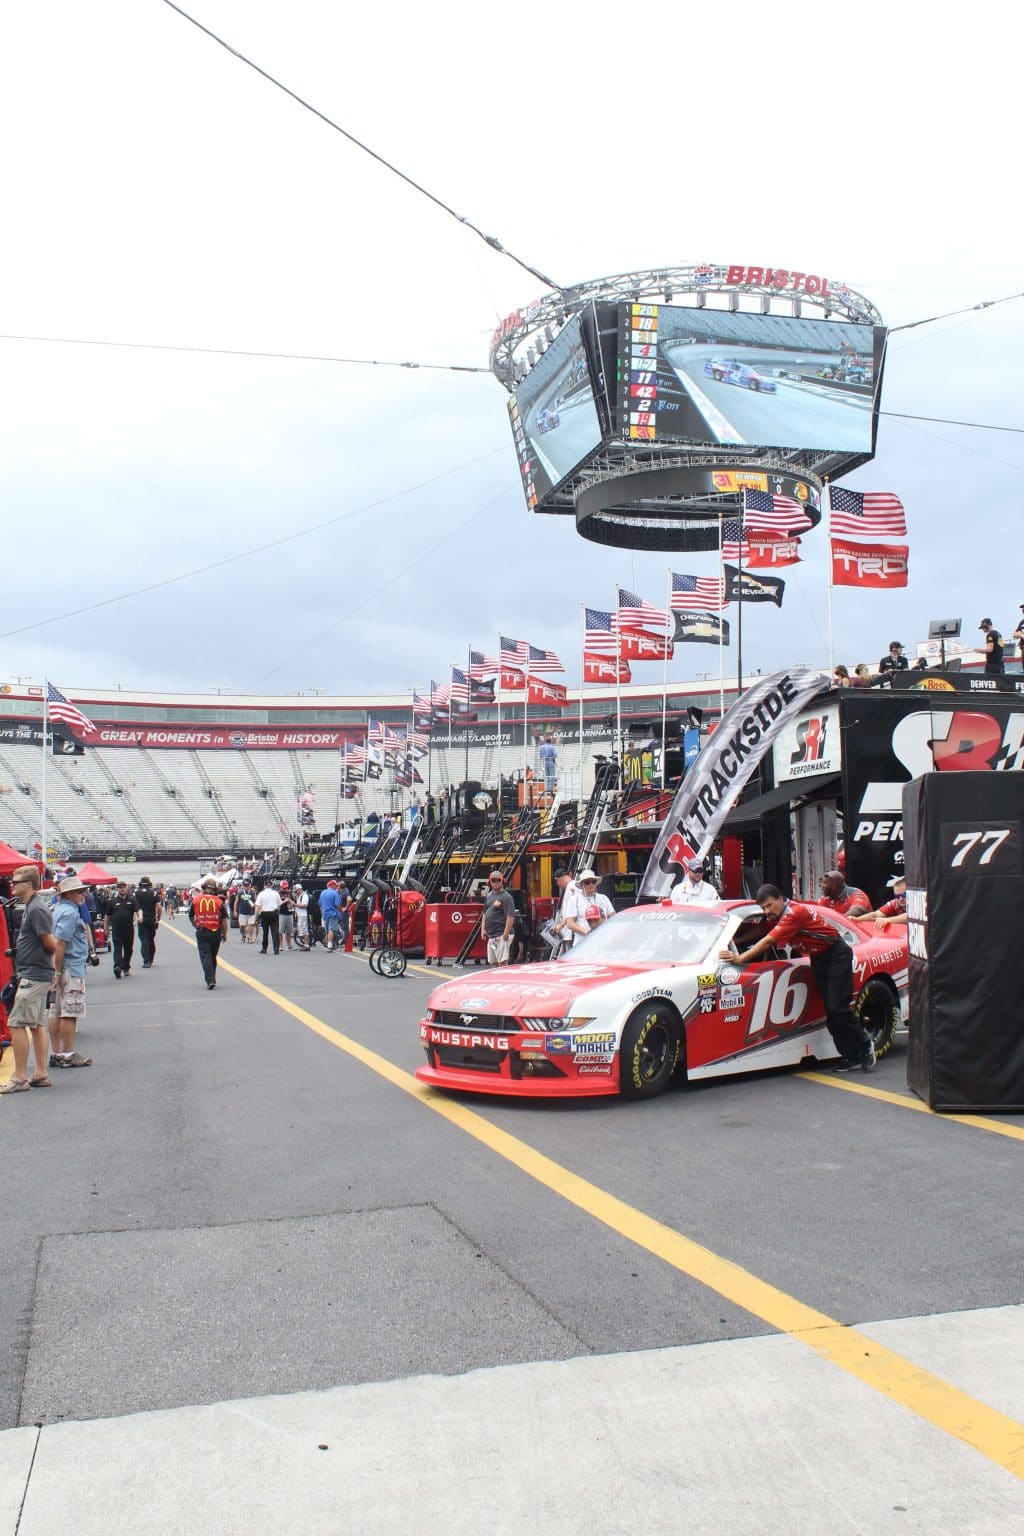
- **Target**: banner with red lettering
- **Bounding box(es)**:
[831,538,909,589]
[584,652,631,684]
[500,666,526,692]
[746,533,803,570]
[617,630,673,662]
[527,675,568,708]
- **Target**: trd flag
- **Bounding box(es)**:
[724,565,785,607]
[829,487,907,539]
[584,651,631,683]
[742,488,813,535]
[745,533,802,570]
[640,668,830,897]
[500,666,526,692]
[830,538,909,588]
[527,675,568,708]
[672,611,731,646]
[618,629,673,662]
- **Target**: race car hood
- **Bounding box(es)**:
[427,960,655,1020]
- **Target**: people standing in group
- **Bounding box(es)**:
[135,876,161,968]
[0,865,60,1094]
[878,641,908,676]
[191,876,228,990]
[979,618,1005,675]
[254,880,281,955]
[337,880,352,946]
[278,881,297,950]
[108,879,138,979]
[293,883,310,949]
[47,875,93,1070]
[818,870,871,918]
[550,867,590,949]
[722,885,875,1073]
[479,870,516,965]
[233,879,257,944]
[852,664,872,687]
[670,858,720,907]
[319,880,342,950]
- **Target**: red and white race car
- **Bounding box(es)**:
[416,901,908,1101]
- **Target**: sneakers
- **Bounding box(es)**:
[861,1039,877,1072]
[832,1056,861,1073]
[833,1042,876,1074]
[57,1052,92,1068]
[113,967,122,979]
[207,981,216,991]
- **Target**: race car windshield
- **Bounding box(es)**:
[562,909,726,966]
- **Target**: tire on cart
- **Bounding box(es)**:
[855,976,900,1060]
[618,1003,681,1100]
[377,947,407,979]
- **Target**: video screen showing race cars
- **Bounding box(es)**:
[618,304,886,454]
[509,316,603,508]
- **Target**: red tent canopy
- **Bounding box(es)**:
[0,841,40,877]
[76,861,117,886]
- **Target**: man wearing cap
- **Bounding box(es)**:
[108,879,139,979]
[135,876,162,968]
[818,870,871,919]
[293,883,310,949]
[319,880,342,950]
[0,865,60,1094]
[254,880,282,955]
[861,873,908,931]
[670,859,719,907]
[479,869,517,966]
[550,868,590,948]
[278,881,297,951]
[48,875,93,1069]
[233,878,257,944]
[878,641,909,676]
[191,876,228,989]
[979,618,1005,675]
[577,871,614,930]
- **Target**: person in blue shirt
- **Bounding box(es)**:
[319,881,342,950]
[539,736,558,793]
[49,875,93,1069]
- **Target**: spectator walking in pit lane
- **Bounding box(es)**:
[233,878,257,944]
[48,875,94,1070]
[191,876,228,990]
[293,883,310,949]
[818,869,871,918]
[108,879,138,979]
[255,881,281,954]
[135,876,162,967]
[0,865,59,1094]
[319,880,341,950]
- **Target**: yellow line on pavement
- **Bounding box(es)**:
[162,923,1024,1480]
[799,1071,1024,1142]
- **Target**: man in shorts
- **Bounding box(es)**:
[293,883,310,949]
[479,870,516,966]
[278,881,296,950]
[319,880,342,950]
[49,874,93,1069]
[233,878,257,944]
[1,865,59,1094]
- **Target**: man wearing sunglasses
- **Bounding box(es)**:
[1,865,59,1093]
[479,870,516,966]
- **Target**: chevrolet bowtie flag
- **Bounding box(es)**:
[640,668,829,898]
[724,565,785,607]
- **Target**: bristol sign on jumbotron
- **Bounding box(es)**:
[723,265,847,299]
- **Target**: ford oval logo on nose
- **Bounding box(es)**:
[459,998,490,1010]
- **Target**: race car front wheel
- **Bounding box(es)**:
[855,977,899,1060]
[619,1004,681,1100]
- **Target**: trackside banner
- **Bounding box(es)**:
[640,668,829,897]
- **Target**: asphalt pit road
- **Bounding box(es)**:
[19,1206,580,1423]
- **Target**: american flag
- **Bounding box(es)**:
[671,573,728,612]
[413,691,432,717]
[500,635,529,666]
[829,487,907,539]
[46,681,96,736]
[468,650,495,680]
[742,488,813,535]
[368,718,405,748]
[584,607,618,655]
[449,667,470,704]
[721,519,750,563]
[617,587,669,632]
[527,642,564,674]
[430,680,450,709]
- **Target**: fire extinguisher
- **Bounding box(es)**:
[368,903,384,947]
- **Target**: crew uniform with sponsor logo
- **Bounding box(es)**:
[191,878,228,990]
[669,861,720,907]
[818,871,871,918]
[724,886,875,1072]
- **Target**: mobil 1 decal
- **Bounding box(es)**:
[839,692,1024,904]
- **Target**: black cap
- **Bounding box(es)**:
[553,867,570,878]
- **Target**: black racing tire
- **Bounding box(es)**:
[749,378,760,391]
[619,1004,681,1101]
[855,977,900,1060]
[368,947,381,974]
[377,947,407,979]
[712,369,723,381]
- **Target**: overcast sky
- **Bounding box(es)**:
[2,0,1021,700]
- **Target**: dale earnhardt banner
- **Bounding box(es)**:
[640,668,830,898]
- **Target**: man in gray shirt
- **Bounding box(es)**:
[479,870,516,966]
[2,865,58,1093]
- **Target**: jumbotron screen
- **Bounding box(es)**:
[618,303,886,454]
[509,316,603,508]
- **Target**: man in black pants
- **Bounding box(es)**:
[191,877,228,990]
[108,880,138,979]
[135,876,162,967]
[721,884,875,1072]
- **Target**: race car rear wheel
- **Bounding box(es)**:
[855,977,899,1060]
[619,1004,681,1100]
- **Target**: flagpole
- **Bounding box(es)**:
[495,640,503,828]
[578,605,585,807]
[522,658,529,804]
[718,516,726,722]
[464,647,471,789]
[660,570,670,790]
[824,481,835,673]
[736,520,744,696]
[615,588,622,778]
[41,681,48,866]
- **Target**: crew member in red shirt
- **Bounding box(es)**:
[861,873,908,931]
[819,869,871,918]
[721,884,875,1072]
[190,876,228,991]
